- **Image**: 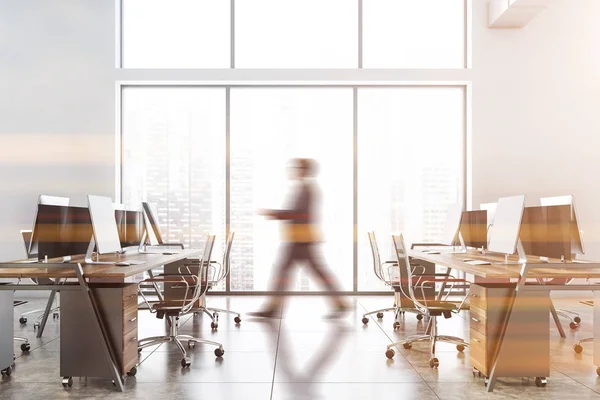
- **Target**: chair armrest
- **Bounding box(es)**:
[410,242,445,249]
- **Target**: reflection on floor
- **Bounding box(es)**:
[2,294,600,399]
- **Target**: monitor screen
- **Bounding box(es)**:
[116,209,144,248]
[441,203,463,246]
[35,204,92,260]
[29,195,70,256]
[540,195,584,255]
[488,195,525,255]
[142,202,163,245]
[88,195,122,254]
[459,210,488,249]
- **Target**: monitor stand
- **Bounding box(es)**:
[84,237,116,265]
[496,239,528,265]
[446,232,468,254]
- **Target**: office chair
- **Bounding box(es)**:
[137,234,225,368]
[199,232,241,328]
[385,234,470,368]
[362,232,424,327]
[573,300,593,354]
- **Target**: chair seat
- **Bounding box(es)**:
[425,301,457,317]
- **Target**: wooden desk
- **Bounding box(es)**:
[0,249,200,391]
[409,249,600,393]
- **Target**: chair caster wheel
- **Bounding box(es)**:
[138,347,142,353]
[574,316,581,323]
[484,377,489,386]
[127,366,137,376]
[1,366,12,377]
[385,349,395,359]
[188,341,196,349]
[19,317,27,325]
[53,312,59,320]
[181,357,191,368]
[403,342,412,349]
[211,322,218,329]
[429,358,439,368]
[376,312,384,319]
[456,344,465,352]
[33,323,40,330]
[596,367,600,376]
[234,316,241,324]
[574,344,583,354]
[62,376,73,387]
[214,348,225,358]
[569,322,578,330]
[20,343,30,352]
[393,321,400,330]
[416,314,424,321]
[535,377,547,387]
[362,317,369,325]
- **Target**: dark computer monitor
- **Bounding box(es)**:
[459,210,488,249]
[115,209,144,248]
[35,204,93,261]
[142,202,164,245]
[29,195,70,256]
[540,195,584,256]
[520,205,571,260]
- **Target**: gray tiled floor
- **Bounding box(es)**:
[2,294,600,399]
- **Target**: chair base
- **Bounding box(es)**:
[557,309,581,329]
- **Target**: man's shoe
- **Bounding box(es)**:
[247,309,281,319]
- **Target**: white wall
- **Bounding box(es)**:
[0,1,116,261]
[471,0,600,259]
[1,0,599,262]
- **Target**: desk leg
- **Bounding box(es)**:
[74,265,124,392]
[37,286,59,339]
[549,300,566,339]
[594,291,600,375]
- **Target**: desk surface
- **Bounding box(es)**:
[0,249,201,279]
[409,249,600,279]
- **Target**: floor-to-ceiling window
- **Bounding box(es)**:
[118,0,470,293]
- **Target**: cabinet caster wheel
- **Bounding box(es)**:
[574,344,583,354]
[429,358,439,368]
[62,376,73,387]
[234,316,241,324]
[484,377,489,387]
[569,322,578,330]
[385,349,395,359]
[393,321,400,330]
[188,341,196,349]
[362,317,369,325]
[19,317,27,325]
[20,343,30,352]
[596,367,600,376]
[574,316,581,323]
[127,366,137,376]
[456,344,465,352]
[534,377,547,387]
[33,322,40,330]
[403,342,412,349]
[181,357,191,368]
[214,348,225,358]
[53,312,59,320]
[472,367,479,376]
[416,314,424,321]
[1,366,12,377]
[376,312,384,319]
[211,322,218,329]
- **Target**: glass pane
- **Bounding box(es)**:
[230,88,353,291]
[235,0,357,68]
[122,0,230,68]
[357,87,464,291]
[363,0,465,68]
[121,87,226,289]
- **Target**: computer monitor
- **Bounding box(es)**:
[540,195,584,256]
[459,210,488,249]
[480,202,497,226]
[487,195,526,261]
[441,203,464,247]
[34,204,92,261]
[142,202,163,245]
[86,195,122,263]
[115,208,144,248]
[29,195,70,256]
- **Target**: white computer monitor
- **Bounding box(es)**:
[441,203,464,246]
[480,202,497,226]
[87,195,122,255]
[487,195,526,258]
[540,195,584,255]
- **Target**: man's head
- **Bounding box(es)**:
[288,158,318,180]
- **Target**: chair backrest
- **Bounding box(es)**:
[182,234,216,314]
[391,234,427,314]
[222,231,235,278]
[367,232,385,282]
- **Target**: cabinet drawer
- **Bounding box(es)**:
[470,285,487,309]
[123,305,138,334]
[123,285,139,309]
[122,326,138,372]
[469,305,487,334]
[469,329,488,376]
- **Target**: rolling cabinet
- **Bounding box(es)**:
[60,283,138,385]
[0,289,13,377]
[470,283,550,386]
